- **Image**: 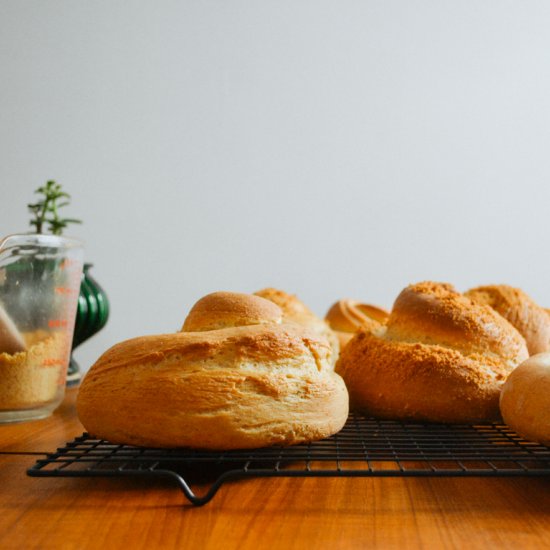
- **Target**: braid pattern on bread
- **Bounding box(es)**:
[336,282,529,423]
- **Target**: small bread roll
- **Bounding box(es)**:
[336,282,529,423]
[77,292,349,450]
[325,300,389,349]
[465,285,550,355]
[500,353,550,445]
[255,288,339,362]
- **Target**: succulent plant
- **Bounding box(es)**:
[28,180,82,235]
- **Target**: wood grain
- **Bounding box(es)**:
[1,390,549,550]
[0,389,83,453]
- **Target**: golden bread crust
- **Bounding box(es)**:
[336,281,529,423]
[466,285,550,355]
[77,292,349,449]
[388,282,528,363]
[325,300,389,349]
[82,324,331,376]
[182,292,282,332]
[255,287,340,362]
[500,353,550,445]
[338,330,508,423]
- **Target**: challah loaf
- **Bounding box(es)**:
[336,282,529,423]
[77,291,349,449]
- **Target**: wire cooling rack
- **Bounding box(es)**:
[27,414,550,506]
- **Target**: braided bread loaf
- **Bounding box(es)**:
[255,287,340,362]
[336,282,529,423]
[325,300,389,348]
[77,292,348,449]
[465,285,550,355]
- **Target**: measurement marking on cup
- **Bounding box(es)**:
[42,358,65,367]
[48,319,68,328]
[55,286,76,295]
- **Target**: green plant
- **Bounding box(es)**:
[27,180,82,235]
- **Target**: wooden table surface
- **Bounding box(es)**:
[1,389,549,550]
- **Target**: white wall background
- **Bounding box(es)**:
[2,1,550,371]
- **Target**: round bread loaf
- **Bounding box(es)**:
[336,282,529,423]
[77,292,349,449]
[500,353,550,445]
[255,288,340,362]
[465,285,550,356]
[325,300,389,349]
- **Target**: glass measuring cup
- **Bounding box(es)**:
[0,233,84,422]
